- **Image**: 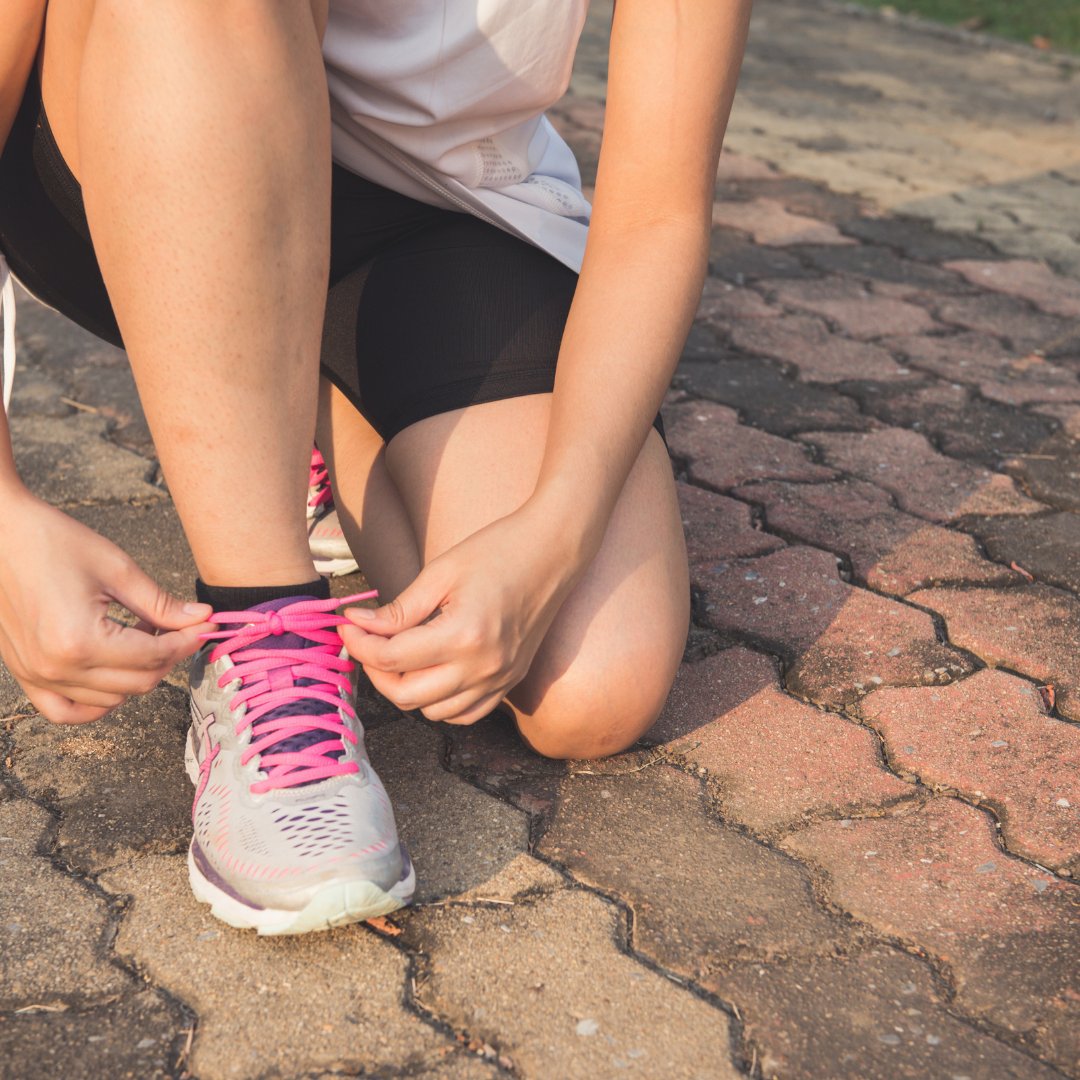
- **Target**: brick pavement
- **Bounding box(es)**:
[2,2,1079,1078]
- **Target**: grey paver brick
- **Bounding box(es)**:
[968,511,1080,595]
[9,413,162,505]
[0,799,132,1011]
[0,990,186,1080]
[101,854,450,1080]
[801,242,969,295]
[370,716,562,904]
[803,427,1043,522]
[675,357,875,436]
[863,670,1080,872]
[724,947,1064,1080]
[1004,431,1080,513]
[10,686,192,875]
[783,799,1080,1073]
[407,887,742,1080]
[649,649,911,832]
[734,477,1016,595]
[841,380,1060,469]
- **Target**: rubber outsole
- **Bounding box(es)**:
[312,553,361,578]
[187,844,415,935]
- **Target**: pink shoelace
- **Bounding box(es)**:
[308,447,333,512]
[200,593,377,793]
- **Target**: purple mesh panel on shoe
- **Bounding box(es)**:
[239,596,348,780]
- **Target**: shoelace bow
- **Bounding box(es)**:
[200,593,377,793]
[308,448,333,512]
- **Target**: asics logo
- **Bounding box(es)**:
[190,698,216,746]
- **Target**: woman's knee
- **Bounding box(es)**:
[509,637,685,761]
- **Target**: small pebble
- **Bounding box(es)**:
[878,1033,901,1046]
[576,1019,599,1037]
[1056,798,1070,808]
[975,861,996,874]
[136,1038,157,1050]
[991,740,1007,748]
[1033,879,1048,893]
[926,1034,941,1046]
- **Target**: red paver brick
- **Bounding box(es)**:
[932,293,1072,354]
[650,647,911,832]
[944,259,1080,319]
[884,331,1080,407]
[728,314,912,383]
[782,799,1079,1072]
[760,276,939,339]
[909,584,1080,723]
[802,428,1043,523]
[733,478,1017,596]
[693,546,973,708]
[696,278,778,324]
[665,400,835,490]
[863,670,1080,873]
[711,197,856,247]
[676,482,784,563]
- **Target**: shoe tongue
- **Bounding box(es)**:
[246,595,324,653]
[242,595,346,779]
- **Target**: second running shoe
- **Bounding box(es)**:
[186,593,414,935]
[308,447,360,577]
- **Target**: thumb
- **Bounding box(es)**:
[111,561,213,631]
[345,567,448,636]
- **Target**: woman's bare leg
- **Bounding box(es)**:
[324,391,690,760]
[40,0,331,586]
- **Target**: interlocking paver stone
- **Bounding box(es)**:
[760,275,939,338]
[728,313,912,383]
[863,670,1080,873]
[539,765,856,967]
[733,478,1015,595]
[944,259,1080,318]
[677,481,784,564]
[369,717,562,904]
[9,413,162,505]
[675,358,874,436]
[783,799,1079,1073]
[693,546,973,708]
[406,888,742,1080]
[883,330,1080,407]
[723,947,1063,1080]
[711,197,855,247]
[665,400,835,490]
[801,243,968,296]
[0,798,132,1010]
[932,294,1073,354]
[647,649,911,832]
[844,380,1059,468]
[967,511,1080,595]
[709,229,817,282]
[11,686,192,875]
[803,428,1043,522]
[1004,432,1080,513]
[839,214,998,264]
[696,277,778,323]
[102,854,450,1079]
[909,583,1080,722]
[0,990,186,1080]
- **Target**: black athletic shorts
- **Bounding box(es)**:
[0,69,664,445]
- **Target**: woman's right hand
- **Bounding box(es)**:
[0,487,212,723]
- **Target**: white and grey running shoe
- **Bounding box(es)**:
[308,447,360,577]
[186,593,414,935]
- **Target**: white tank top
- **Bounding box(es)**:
[323,0,592,271]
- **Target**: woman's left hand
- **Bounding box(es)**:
[339,501,588,725]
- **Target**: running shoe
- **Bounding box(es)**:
[308,446,360,577]
[185,593,414,935]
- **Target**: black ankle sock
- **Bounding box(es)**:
[195,578,331,612]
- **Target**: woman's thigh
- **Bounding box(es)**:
[382,394,690,759]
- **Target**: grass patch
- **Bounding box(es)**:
[848,0,1080,54]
